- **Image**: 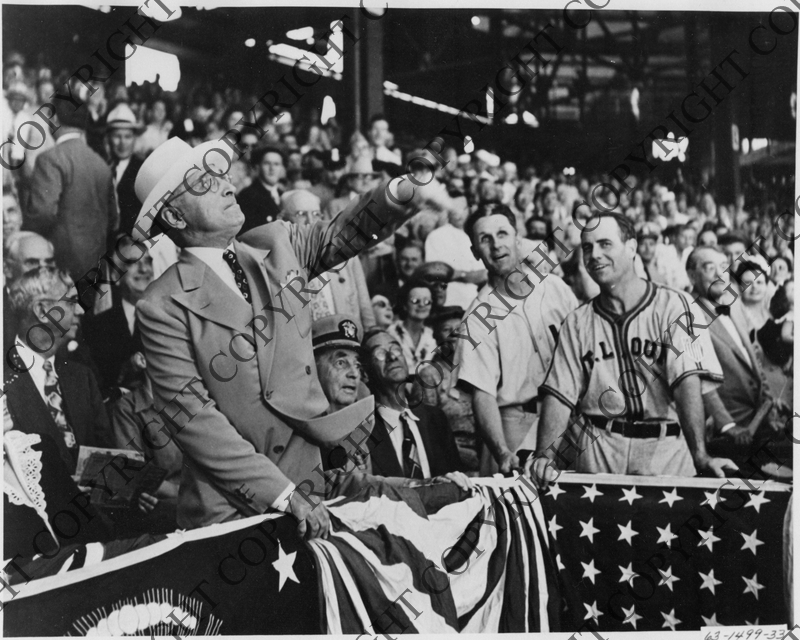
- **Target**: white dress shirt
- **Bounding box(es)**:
[377,406,431,478]
[185,245,247,302]
[14,339,55,404]
[114,157,131,185]
[121,298,136,335]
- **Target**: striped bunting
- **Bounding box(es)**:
[308,476,560,634]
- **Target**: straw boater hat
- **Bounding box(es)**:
[132,137,233,242]
[105,103,145,133]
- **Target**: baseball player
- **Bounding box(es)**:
[530,212,737,485]
[454,203,579,476]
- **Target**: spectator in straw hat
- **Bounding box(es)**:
[131,135,454,533]
[325,154,380,217]
[106,103,146,236]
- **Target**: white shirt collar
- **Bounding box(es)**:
[184,244,246,301]
[377,405,419,423]
[15,337,50,372]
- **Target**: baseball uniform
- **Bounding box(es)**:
[456,268,579,473]
[540,280,723,476]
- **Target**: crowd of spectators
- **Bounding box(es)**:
[2,51,794,560]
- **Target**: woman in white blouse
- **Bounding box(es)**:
[387,282,438,372]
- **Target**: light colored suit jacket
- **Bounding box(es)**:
[697,297,769,431]
[137,181,408,529]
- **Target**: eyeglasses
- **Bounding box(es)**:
[40,295,82,307]
[297,210,322,219]
[165,168,229,206]
[699,261,729,276]
[371,344,404,362]
[409,297,432,307]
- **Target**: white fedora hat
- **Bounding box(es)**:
[132,137,233,241]
[106,103,145,133]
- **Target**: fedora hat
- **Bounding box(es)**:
[106,103,145,133]
[345,154,378,178]
[132,137,232,241]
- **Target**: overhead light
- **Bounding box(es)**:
[384,84,491,124]
[463,137,474,153]
[471,16,481,26]
[321,95,336,125]
[268,43,342,80]
[504,113,518,125]
[383,80,399,91]
[522,110,539,127]
[471,16,489,32]
[287,26,314,41]
[244,38,255,47]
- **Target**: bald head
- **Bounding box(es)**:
[280,190,323,226]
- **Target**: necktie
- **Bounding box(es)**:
[400,412,424,480]
[222,249,252,302]
[41,361,77,451]
[715,305,731,316]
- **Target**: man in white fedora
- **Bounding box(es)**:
[106,103,146,237]
[132,136,452,536]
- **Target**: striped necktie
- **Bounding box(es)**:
[41,360,77,451]
[400,412,424,480]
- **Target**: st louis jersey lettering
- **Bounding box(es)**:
[541,281,723,423]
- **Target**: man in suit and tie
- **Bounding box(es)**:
[236,146,285,235]
[106,103,145,237]
[132,137,453,537]
[5,268,111,473]
[24,77,118,289]
[360,327,462,479]
[687,246,783,462]
[82,235,154,397]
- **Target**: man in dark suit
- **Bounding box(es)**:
[132,137,454,535]
[24,77,118,288]
[106,103,145,236]
[687,246,785,463]
[236,146,284,235]
[5,268,112,474]
[82,237,153,397]
[360,327,462,478]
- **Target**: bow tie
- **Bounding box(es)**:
[715,305,731,316]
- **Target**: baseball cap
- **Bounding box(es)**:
[312,315,361,352]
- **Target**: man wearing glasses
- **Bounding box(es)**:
[360,328,462,479]
[131,137,453,537]
[5,267,111,473]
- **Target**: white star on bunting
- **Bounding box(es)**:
[581,484,603,503]
[742,573,764,599]
[547,483,566,500]
[617,520,638,546]
[619,486,642,505]
[659,488,683,508]
[658,566,680,592]
[619,562,639,586]
[699,569,722,595]
[583,601,603,624]
[745,491,771,513]
[272,542,299,591]
[697,528,721,551]
[581,559,601,584]
[661,608,681,630]
[740,529,764,555]
[579,517,600,543]
[656,523,678,546]
[701,489,721,509]
[548,515,563,538]
[622,605,642,629]
[701,613,720,626]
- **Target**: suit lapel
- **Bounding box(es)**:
[234,240,276,392]
[369,414,404,477]
[171,251,254,333]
